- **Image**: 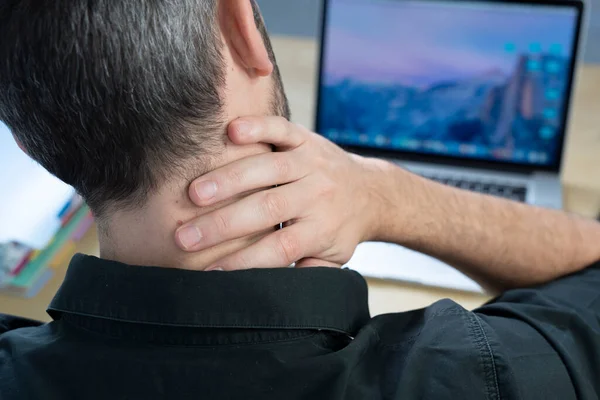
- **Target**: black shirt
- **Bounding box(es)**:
[1,254,599,400]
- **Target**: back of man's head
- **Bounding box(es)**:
[0,0,287,217]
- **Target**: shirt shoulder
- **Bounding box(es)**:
[366,299,502,400]
[0,317,59,400]
[475,263,600,399]
[0,313,43,334]
[366,263,600,400]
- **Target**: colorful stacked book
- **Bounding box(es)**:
[1,122,94,298]
[0,195,93,298]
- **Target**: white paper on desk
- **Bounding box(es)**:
[346,242,483,293]
[0,122,75,249]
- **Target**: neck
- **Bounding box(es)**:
[99,185,198,269]
[98,143,272,270]
[97,44,279,268]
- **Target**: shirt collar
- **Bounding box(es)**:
[48,254,371,336]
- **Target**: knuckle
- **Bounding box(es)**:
[275,231,301,264]
[262,192,287,222]
[321,230,336,251]
[225,167,245,185]
[275,116,292,133]
[273,115,288,126]
[235,252,253,270]
[340,244,357,263]
[213,212,231,236]
[272,155,291,179]
[318,177,336,200]
[314,154,329,171]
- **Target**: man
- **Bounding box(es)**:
[0,0,599,399]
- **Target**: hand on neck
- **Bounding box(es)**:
[97,1,284,270]
[98,141,273,270]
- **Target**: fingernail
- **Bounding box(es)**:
[195,181,217,201]
[177,226,203,250]
[235,120,252,134]
[206,265,224,271]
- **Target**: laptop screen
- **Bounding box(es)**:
[316,0,582,169]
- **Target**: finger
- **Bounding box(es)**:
[189,151,307,207]
[207,222,317,270]
[176,180,313,252]
[228,116,308,149]
[296,258,341,268]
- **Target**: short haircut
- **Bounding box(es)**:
[0,0,283,217]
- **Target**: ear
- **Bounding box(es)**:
[13,136,28,155]
[219,0,273,77]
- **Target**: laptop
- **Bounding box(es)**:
[315,0,586,292]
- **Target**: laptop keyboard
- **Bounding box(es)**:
[421,174,527,202]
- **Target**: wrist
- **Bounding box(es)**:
[359,158,409,243]
[366,160,440,247]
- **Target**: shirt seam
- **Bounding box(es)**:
[473,313,501,400]
[49,308,352,335]
[60,317,321,348]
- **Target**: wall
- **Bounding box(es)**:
[257,0,599,63]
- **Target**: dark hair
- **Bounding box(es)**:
[0,0,229,216]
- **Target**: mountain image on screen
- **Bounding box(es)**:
[319,52,568,161]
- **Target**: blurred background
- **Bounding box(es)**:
[2,0,598,319]
[257,0,600,63]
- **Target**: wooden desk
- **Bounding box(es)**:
[2,35,599,321]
